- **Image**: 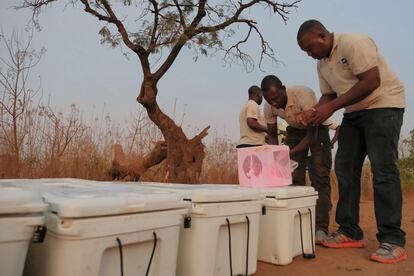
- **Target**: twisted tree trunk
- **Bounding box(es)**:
[138,78,209,183]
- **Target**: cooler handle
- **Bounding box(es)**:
[297,209,316,259]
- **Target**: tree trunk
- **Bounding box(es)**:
[111,141,167,181]
[137,79,209,183]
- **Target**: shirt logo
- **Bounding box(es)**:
[340,57,348,65]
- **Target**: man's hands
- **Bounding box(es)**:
[295,103,336,126]
[295,107,340,147]
[312,102,336,125]
[296,109,316,127]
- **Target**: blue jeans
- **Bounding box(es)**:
[335,108,405,246]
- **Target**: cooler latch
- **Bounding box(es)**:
[32,226,47,243]
[184,216,192,228]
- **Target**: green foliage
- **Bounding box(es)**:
[399,158,414,190]
[98,26,120,48]
[403,129,414,156]
[399,129,414,190]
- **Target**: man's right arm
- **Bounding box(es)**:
[247,118,268,133]
[245,101,267,133]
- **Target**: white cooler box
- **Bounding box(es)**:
[140,183,263,276]
[0,184,47,276]
[258,186,318,265]
[3,178,104,191]
[23,185,188,276]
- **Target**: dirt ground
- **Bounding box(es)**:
[256,198,414,276]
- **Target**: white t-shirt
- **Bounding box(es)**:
[239,100,266,145]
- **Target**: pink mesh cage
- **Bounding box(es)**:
[237,145,293,187]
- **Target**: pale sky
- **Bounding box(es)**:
[1,0,413,143]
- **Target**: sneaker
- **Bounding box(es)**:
[320,231,365,248]
[370,243,407,264]
[315,230,328,245]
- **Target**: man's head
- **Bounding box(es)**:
[248,85,263,105]
[297,20,333,60]
[260,75,287,109]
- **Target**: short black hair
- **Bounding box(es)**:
[248,85,261,97]
[297,19,328,41]
[261,75,284,93]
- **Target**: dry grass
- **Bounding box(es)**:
[199,137,239,184]
[0,102,160,180]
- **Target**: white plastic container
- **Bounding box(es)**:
[140,183,263,276]
[0,184,47,276]
[257,186,318,265]
[23,185,188,276]
[3,178,103,191]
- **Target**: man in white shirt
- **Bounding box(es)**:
[237,86,267,148]
[261,75,339,243]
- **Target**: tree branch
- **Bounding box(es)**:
[78,0,151,74]
[154,0,207,80]
[172,0,186,27]
[148,0,159,53]
[16,0,57,18]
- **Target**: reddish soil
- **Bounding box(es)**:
[256,199,414,276]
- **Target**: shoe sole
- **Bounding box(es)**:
[370,254,407,264]
[321,241,365,248]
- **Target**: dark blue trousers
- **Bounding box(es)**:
[335,108,405,247]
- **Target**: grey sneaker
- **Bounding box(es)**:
[370,243,407,264]
[320,231,365,248]
[315,230,328,245]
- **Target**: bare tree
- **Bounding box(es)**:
[18,0,300,183]
[41,104,88,164]
[0,30,45,176]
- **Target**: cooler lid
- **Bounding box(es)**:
[141,183,263,203]
[39,178,103,185]
[8,178,102,191]
[260,186,318,199]
[42,185,186,218]
[0,184,47,214]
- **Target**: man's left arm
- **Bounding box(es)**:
[290,127,317,155]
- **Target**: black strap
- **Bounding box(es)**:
[116,237,124,276]
[297,210,315,259]
[116,232,158,276]
[146,232,158,276]
[297,210,305,257]
[245,216,250,276]
[307,208,316,256]
[226,218,233,276]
